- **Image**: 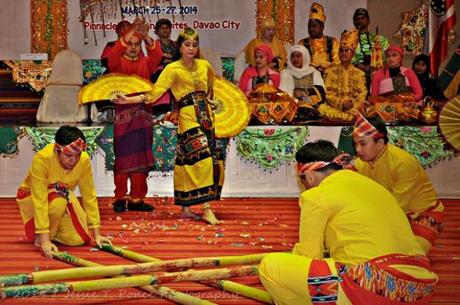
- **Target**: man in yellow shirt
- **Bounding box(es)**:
[259,140,437,305]
[298,2,340,73]
[353,113,443,253]
[17,126,112,258]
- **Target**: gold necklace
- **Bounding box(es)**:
[181,58,196,71]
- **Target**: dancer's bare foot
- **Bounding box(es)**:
[180,207,202,221]
[34,235,40,247]
[203,207,220,225]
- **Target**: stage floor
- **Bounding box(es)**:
[0,198,459,304]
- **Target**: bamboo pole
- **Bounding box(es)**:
[0,252,265,286]
[101,244,156,262]
[52,252,216,305]
[206,280,274,304]
[0,265,258,299]
[100,244,267,267]
[101,244,274,304]
[52,251,99,267]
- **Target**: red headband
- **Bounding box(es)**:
[120,30,143,41]
[255,44,274,64]
[385,45,404,58]
[55,138,87,154]
[352,112,384,139]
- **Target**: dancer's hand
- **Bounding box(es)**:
[95,235,112,248]
[207,99,220,110]
[138,23,149,37]
[343,99,354,111]
[93,228,113,248]
[162,111,179,125]
[113,94,141,104]
[132,17,144,29]
[41,240,58,258]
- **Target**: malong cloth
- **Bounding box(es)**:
[174,91,224,207]
[17,183,92,246]
[113,103,154,174]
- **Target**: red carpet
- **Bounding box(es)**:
[0,197,458,304]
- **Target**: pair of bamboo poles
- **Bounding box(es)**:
[0,244,274,304]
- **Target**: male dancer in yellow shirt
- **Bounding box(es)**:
[17,126,111,258]
[353,113,443,253]
[259,140,437,305]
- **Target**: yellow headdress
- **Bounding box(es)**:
[179,28,199,41]
[258,17,276,38]
[340,30,359,50]
[309,2,326,23]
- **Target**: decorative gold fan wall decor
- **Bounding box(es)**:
[79,73,154,104]
[212,77,250,138]
[438,96,460,152]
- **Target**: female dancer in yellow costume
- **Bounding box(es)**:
[114,28,223,225]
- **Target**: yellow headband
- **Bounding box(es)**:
[340,30,358,50]
[179,28,199,41]
[309,2,326,23]
[258,18,276,37]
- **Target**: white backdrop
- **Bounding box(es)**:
[0,0,31,59]
[70,0,368,58]
[0,126,459,199]
[0,0,367,59]
[68,0,257,58]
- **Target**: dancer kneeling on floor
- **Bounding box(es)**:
[259,140,437,305]
[352,113,443,254]
[16,126,112,258]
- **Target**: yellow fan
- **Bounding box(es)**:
[212,77,250,138]
[79,73,154,104]
[438,96,460,152]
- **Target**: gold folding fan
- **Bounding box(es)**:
[212,77,250,138]
[79,73,154,104]
[438,96,460,151]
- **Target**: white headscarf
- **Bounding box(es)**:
[280,45,324,96]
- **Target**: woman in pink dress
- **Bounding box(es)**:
[371,45,423,102]
[238,44,281,96]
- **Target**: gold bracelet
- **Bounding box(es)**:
[139,94,147,103]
